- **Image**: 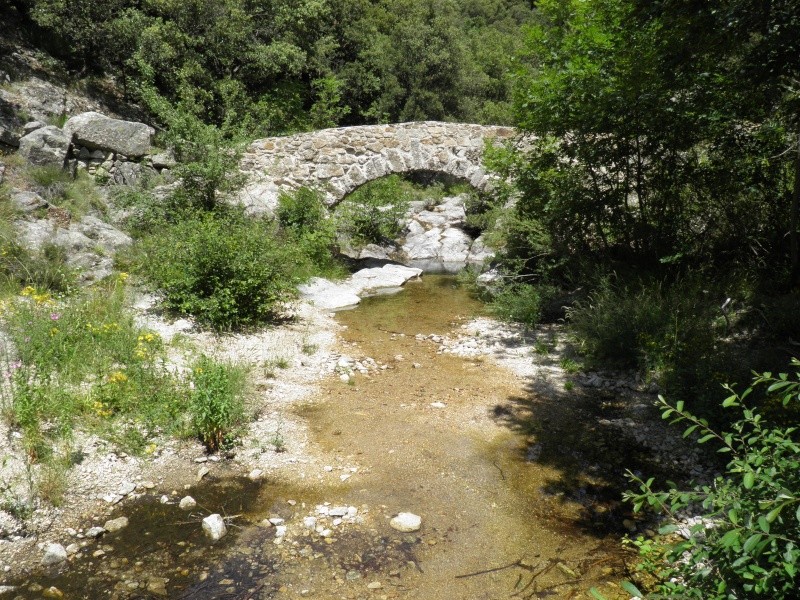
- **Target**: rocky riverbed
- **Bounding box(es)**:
[0,275,711,599]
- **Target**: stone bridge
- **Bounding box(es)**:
[237,121,516,214]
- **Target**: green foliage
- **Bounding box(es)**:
[0,277,189,491]
[189,355,247,453]
[625,365,800,598]
[138,90,245,212]
[26,166,105,218]
[135,211,301,330]
[19,0,532,130]
[276,187,342,276]
[489,283,543,327]
[334,175,410,248]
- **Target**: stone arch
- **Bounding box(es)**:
[237,121,515,215]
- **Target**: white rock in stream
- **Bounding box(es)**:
[179,496,197,510]
[202,514,227,541]
[389,512,422,532]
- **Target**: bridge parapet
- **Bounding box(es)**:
[237,121,516,215]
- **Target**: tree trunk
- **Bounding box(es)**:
[790,134,800,289]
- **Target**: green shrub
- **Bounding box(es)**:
[335,175,410,247]
[189,355,247,453]
[624,364,800,599]
[489,283,544,327]
[567,276,721,371]
[276,187,342,276]
[136,212,302,330]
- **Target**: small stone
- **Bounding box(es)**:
[197,466,210,481]
[323,465,333,472]
[104,517,129,533]
[93,549,106,558]
[160,495,170,504]
[389,513,422,533]
[275,525,287,538]
[42,586,64,599]
[147,577,169,597]
[430,402,446,409]
[85,526,106,538]
[65,543,79,555]
[367,582,382,590]
[118,482,136,496]
[194,457,208,463]
[340,473,352,482]
[268,517,285,526]
[346,570,362,581]
[329,506,348,517]
[248,469,263,481]
[319,529,333,538]
[179,496,197,511]
[339,373,350,383]
[303,516,317,529]
[142,481,156,489]
[202,514,227,541]
[41,543,68,566]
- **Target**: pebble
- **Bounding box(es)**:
[202,514,227,541]
[42,587,64,599]
[104,517,129,533]
[430,402,446,409]
[118,482,136,496]
[41,543,68,566]
[367,581,382,590]
[160,495,170,504]
[85,526,106,538]
[179,496,197,510]
[65,543,79,555]
[197,466,210,481]
[268,517,285,526]
[147,577,168,597]
[248,469,264,481]
[329,506,348,517]
[194,457,208,463]
[93,549,106,558]
[339,373,350,383]
[389,513,422,532]
[274,525,288,538]
[303,516,318,529]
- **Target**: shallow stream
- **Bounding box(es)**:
[8,275,641,599]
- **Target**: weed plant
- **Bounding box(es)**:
[189,355,247,452]
[27,166,105,217]
[1,276,250,504]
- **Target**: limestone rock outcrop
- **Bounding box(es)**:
[18,125,69,167]
[63,112,154,158]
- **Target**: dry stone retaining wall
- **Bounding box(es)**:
[238,121,516,214]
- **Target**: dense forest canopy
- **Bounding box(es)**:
[4,0,534,134]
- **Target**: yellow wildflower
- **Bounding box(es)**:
[108,371,128,384]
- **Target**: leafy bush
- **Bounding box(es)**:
[568,275,725,368]
[624,365,800,599]
[489,283,544,327]
[189,355,247,453]
[136,212,302,330]
[335,175,410,247]
[276,187,342,276]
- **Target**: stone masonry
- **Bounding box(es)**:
[237,121,516,215]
